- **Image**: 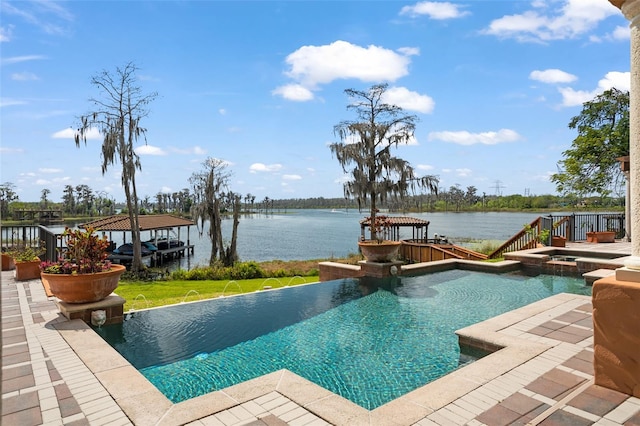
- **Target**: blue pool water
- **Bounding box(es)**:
[96,270,591,410]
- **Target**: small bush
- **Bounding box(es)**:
[229,261,264,280]
[170,261,266,281]
[469,239,502,255]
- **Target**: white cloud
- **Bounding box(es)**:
[0,146,24,153]
[399,1,470,20]
[218,108,227,115]
[0,25,13,42]
[558,87,594,107]
[160,186,172,193]
[51,128,76,139]
[558,71,630,107]
[51,127,101,139]
[275,40,412,100]
[283,174,302,181]
[483,0,620,42]
[611,25,630,40]
[455,168,472,177]
[397,47,420,56]
[39,168,62,173]
[0,97,27,107]
[11,71,39,81]
[1,55,47,65]
[598,71,631,92]
[170,145,207,155]
[428,129,522,145]
[249,163,283,173]
[272,84,314,101]
[417,164,434,171]
[383,86,435,113]
[529,69,577,84]
[136,145,167,156]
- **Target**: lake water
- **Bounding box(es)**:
[50,210,544,267]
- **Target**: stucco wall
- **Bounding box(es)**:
[592,276,640,397]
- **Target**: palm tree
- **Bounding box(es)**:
[330,83,438,240]
[75,62,157,272]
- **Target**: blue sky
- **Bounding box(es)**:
[0,0,630,203]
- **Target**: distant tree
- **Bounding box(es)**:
[62,185,76,215]
[0,182,19,219]
[465,186,478,206]
[330,84,438,240]
[75,184,93,216]
[75,62,158,272]
[40,188,51,209]
[189,157,241,266]
[551,88,629,197]
[449,185,464,211]
[154,192,164,213]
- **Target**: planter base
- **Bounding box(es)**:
[359,260,403,278]
[56,295,126,325]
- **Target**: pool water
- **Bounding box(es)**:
[97,270,591,410]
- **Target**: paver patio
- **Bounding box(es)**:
[3,242,640,425]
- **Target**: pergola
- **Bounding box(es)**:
[359,216,430,242]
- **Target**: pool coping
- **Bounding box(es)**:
[52,273,590,425]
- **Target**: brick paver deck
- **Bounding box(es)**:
[3,242,640,425]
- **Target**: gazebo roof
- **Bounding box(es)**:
[80,214,194,232]
[359,216,430,227]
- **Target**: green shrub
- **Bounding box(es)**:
[170,261,266,281]
[229,261,264,280]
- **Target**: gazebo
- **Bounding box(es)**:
[359,216,430,242]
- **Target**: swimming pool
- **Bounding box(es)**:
[96,269,591,410]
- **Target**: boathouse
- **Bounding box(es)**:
[81,214,195,265]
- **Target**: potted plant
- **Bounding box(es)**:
[6,241,44,280]
[329,84,438,262]
[524,224,551,247]
[358,214,402,262]
[40,227,126,303]
[2,251,15,271]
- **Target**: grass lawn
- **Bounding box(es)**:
[115,275,319,311]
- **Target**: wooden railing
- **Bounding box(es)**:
[487,212,625,259]
[401,240,487,263]
[487,217,541,259]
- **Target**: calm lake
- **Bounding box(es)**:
[45,210,556,267]
[51,210,545,268]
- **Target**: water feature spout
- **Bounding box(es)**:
[287,276,306,286]
[181,289,202,303]
[220,281,243,297]
[261,277,282,290]
[130,294,150,312]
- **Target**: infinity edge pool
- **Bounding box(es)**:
[53,260,592,425]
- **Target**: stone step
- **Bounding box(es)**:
[583,268,615,286]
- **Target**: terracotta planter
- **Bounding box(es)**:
[14,259,41,281]
[358,240,401,262]
[586,231,616,243]
[551,236,566,247]
[2,254,15,271]
[43,264,126,304]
